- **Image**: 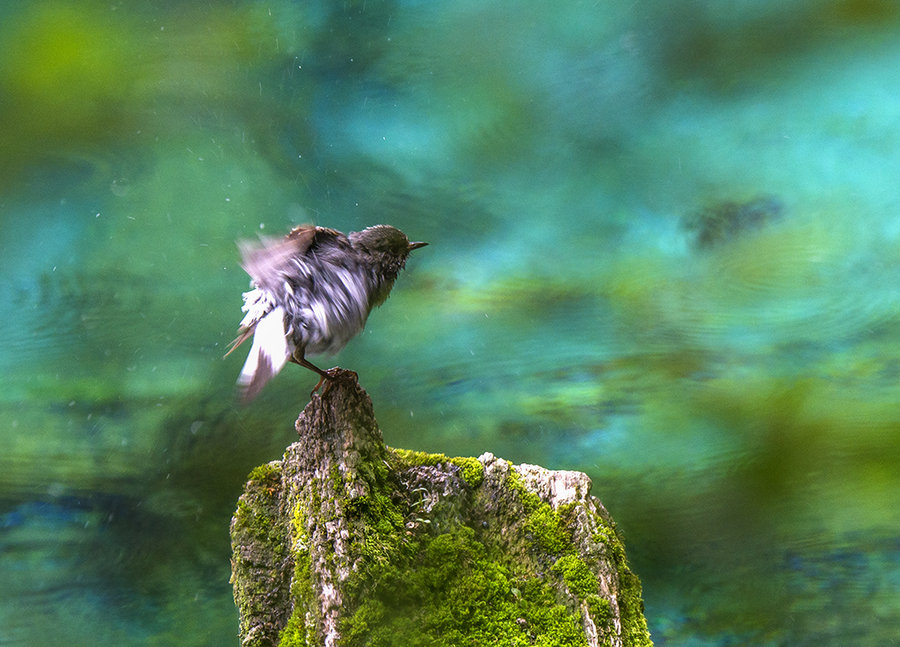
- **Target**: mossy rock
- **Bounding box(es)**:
[230,370,652,647]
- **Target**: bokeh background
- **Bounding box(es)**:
[3,1,900,644]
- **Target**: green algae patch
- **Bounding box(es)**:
[339,525,586,647]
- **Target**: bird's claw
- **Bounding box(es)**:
[309,367,358,399]
[310,373,329,399]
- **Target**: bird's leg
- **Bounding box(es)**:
[291,349,332,396]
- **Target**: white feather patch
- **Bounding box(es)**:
[237,306,291,400]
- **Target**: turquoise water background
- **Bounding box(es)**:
[3,1,900,644]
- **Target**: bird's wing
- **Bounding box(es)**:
[285,224,317,250]
[238,225,316,289]
[309,226,346,251]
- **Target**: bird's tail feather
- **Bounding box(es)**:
[237,307,291,402]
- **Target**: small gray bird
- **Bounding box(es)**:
[226,224,427,401]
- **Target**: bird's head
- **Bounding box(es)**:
[350,225,427,264]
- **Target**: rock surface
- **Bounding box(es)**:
[230,369,653,647]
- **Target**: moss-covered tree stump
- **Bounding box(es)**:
[230,369,652,647]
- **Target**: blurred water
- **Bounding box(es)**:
[2,0,900,645]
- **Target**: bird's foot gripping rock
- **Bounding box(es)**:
[310,366,359,399]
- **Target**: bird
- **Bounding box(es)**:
[225,224,427,401]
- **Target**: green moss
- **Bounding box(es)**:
[335,456,408,601]
[233,464,284,551]
[388,448,485,488]
[504,467,544,512]
[280,499,316,647]
[289,501,312,599]
[503,471,652,643]
[248,461,282,484]
[586,595,612,625]
[505,470,575,556]
[552,555,598,598]
[349,489,405,569]
[615,566,653,647]
[388,447,437,463]
[338,525,586,647]
[525,504,573,555]
[231,460,292,646]
[601,524,653,647]
[592,525,613,546]
[452,456,485,488]
[329,464,344,492]
[278,611,309,647]
[252,451,650,647]
[290,500,306,545]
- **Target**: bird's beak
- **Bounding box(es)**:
[408,241,428,251]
